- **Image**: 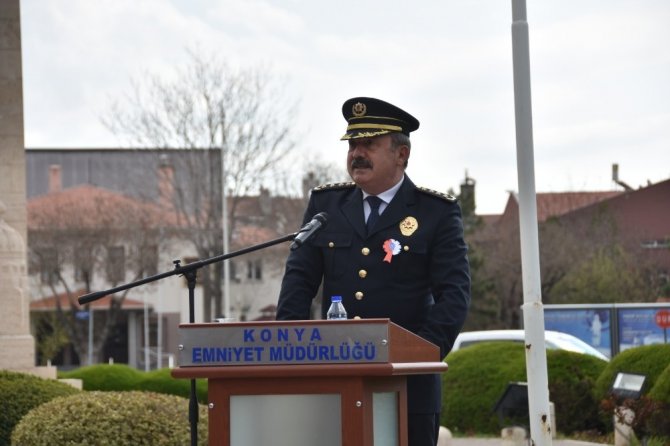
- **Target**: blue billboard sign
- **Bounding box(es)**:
[544,307,612,358]
[544,303,670,358]
[617,307,668,352]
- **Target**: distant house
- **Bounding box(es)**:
[26,148,310,368]
[473,178,669,292]
[27,182,185,368]
[473,189,623,248]
[557,179,670,272]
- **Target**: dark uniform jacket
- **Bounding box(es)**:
[276,176,470,413]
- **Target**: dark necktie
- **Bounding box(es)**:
[366,196,383,233]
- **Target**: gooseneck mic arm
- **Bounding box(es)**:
[79,233,298,305]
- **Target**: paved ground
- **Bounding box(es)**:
[446,438,609,446]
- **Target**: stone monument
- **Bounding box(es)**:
[0,201,35,370]
[0,0,54,377]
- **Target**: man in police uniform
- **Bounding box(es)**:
[276,97,470,446]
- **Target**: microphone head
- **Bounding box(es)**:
[314,212,328,225]
[289,212,329,251]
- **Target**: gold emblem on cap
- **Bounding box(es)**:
[352,102,367,117]
[400,216,418,236]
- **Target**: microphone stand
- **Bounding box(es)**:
[78,231,299,446]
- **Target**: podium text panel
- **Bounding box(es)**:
[173,320,446,445]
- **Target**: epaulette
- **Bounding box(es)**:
[312,182,356,192]
[418,186,457,202]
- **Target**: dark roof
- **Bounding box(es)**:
[533,191,623,222]
[503,191,623,222]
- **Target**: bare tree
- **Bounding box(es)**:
[542,210,654,304]
[102,50,297,320]
[468,203,657,329]
[548,245,652,304]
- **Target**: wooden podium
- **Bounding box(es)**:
[171,318,447,446]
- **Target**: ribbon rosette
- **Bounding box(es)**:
[382,239,402,263]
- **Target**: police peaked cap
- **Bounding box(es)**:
[340,97,420,140]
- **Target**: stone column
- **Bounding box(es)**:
[0,0,27,240]
[0,0,46,375]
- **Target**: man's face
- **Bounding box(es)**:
[346,134,408,195]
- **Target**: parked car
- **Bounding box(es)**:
[451,329,609,361]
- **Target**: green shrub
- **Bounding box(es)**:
[11,391,208,445]
[546,349,608,434]
[635,363,670,439]
[594,344,670,402]
[0,370,80,446]
[58,364,143,391]
[442,342,609,436]
[442,342,527,434]
[59,365,208,402]
[595,345,670,439]
[141,368,208,403]
[648,362,670,404]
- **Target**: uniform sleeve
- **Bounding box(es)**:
[275,198,325,320]
[417,201,471,358]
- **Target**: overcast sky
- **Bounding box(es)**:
[20,0,670,214]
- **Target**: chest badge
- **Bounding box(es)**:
[383,239,402,263]
[400,216,418,236]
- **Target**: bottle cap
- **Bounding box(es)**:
[331,295,342,302]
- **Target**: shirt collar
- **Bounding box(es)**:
[362,175,404,204]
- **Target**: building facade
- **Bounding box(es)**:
[26,148,308,368]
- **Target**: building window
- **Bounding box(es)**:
[142,245,158,276]
[229,261,241,283]
[74,249,91,283]
[247,259,262,281]
[641,239,670,250]
[107,246,125,283]
[40,248,59,284]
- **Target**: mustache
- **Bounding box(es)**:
[351,158,372,169]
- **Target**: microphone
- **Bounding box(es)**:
[290,212,328,250]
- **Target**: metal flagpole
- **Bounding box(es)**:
[510,1,553,444]
[87,307,93,365]
[157,296,162,369]
[221,146,231,320]
[144,296,150,371]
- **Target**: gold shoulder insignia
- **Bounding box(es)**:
[418,186,457,202]
[312,182,356,192]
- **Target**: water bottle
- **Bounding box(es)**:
[326,295,347,320]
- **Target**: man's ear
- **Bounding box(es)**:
[398,145,410,165]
